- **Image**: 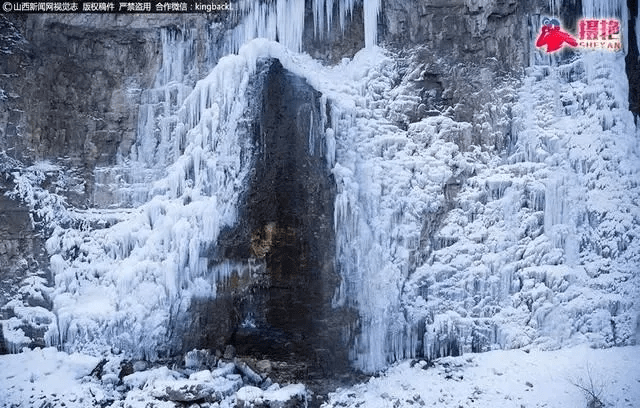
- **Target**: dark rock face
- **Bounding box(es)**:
[0,189,50,353]
[302,2,365,63]
[242,60,353,375]
[379,0,527,69]
[0,15,159,207]
[184,59,355,377]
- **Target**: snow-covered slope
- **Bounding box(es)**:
[1,344,638,408]
[324,345,640,408]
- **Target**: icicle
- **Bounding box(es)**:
[548,0,560,17]
[637,7,640,57]
[326,128,336,167]
[338,0,356,33]
[363,0,380,48]
[313,0,325,38]
[309,109,316,155]
[230,0,304,53]
[582,0,629,54]
[544,176,566,237]
[277,0,306,52]
[231,0,378,52]
[326,0,335,33]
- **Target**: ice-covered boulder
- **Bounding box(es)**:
[148,372,243,403]
[236,384,307,408]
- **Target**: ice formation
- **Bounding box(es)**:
[3,33,274,357]
[46,32,266,357]
[229,0,304,53]
[2,0,639,376]
[330,0,640,370]
[229,0,380,53]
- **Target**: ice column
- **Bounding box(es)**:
[93,28,197,208]
[230,0,307,53]
[363,0,380,47]
[135,27,196,170]
[230,0,380,52]
[548,0,561,17]
[544,176,575,257]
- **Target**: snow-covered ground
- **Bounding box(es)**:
[324,345,640,408]
[0,347,307,408]
[1,345,638,407]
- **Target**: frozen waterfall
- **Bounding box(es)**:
[2,0,638,377]
[41,32,270,358]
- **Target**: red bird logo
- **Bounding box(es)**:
[536,18,578,53]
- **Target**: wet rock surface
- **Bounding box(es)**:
[187,59,357,379]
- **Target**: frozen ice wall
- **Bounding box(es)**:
[93,27,200,208]
[328,0,640,371]
[32,29,270,358]
[397,0,640,365]
[582,0,629,53]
